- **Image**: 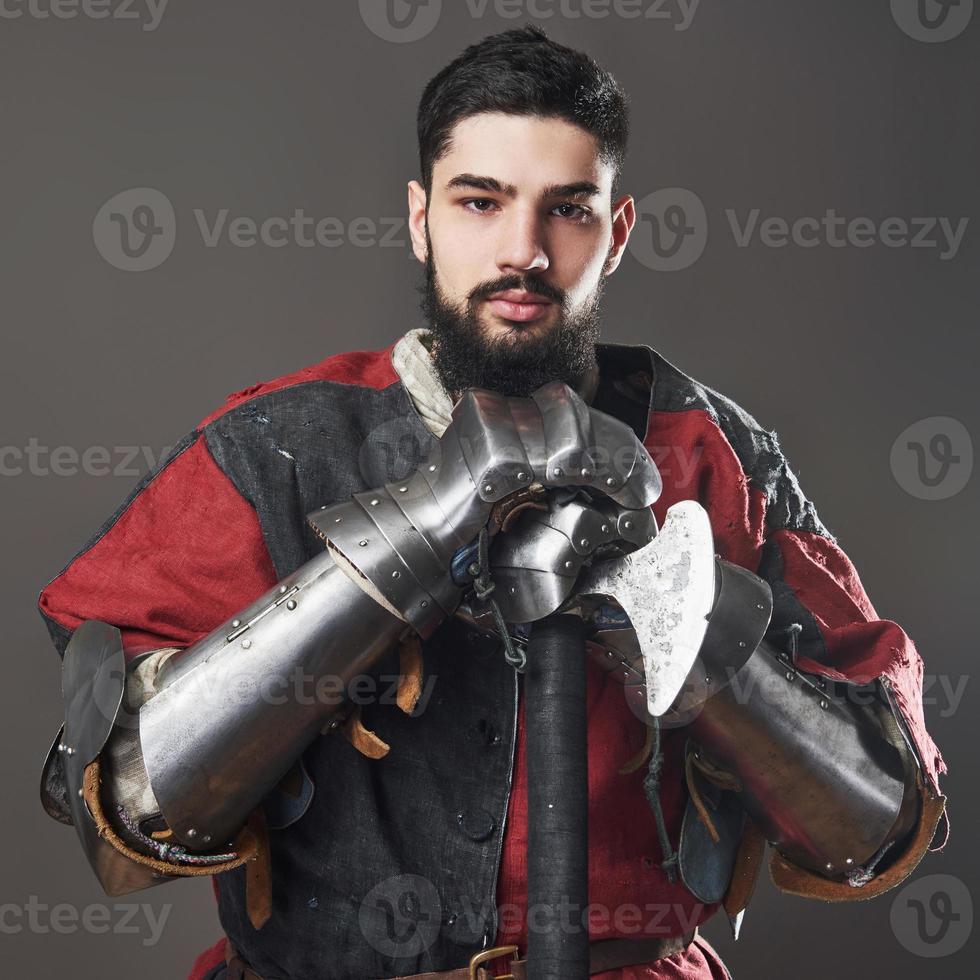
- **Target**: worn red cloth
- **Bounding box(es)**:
[38,342,946,980]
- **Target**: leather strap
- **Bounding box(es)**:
[225,928,696,979]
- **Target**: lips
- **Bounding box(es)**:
[486,290,554,323]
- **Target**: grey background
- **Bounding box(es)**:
[1,1,976,976]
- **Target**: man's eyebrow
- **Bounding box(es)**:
[445,174,601,199]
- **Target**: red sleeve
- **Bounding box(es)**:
[37,429,278,663]
[768,525,947,795]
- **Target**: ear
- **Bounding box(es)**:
[603,194,636,276]
[407,180,429,264]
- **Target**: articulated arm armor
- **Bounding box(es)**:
[476,497,924,890]
[40,381,660,895]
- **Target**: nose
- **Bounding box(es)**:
[494,205,550,275]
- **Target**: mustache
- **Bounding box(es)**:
[468,274,565,306]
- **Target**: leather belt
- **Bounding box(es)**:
[224,928,697,979]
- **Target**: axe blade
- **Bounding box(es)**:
[575,500,716,716]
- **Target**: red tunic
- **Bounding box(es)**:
[38,341,946,980]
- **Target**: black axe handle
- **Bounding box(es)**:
[525,612,590,980]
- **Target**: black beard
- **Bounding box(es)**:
[417,236,605,400]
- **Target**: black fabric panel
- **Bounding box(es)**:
[649,350,833,540]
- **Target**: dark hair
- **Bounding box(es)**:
[417,24,630,202]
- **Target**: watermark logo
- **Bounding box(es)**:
[726,209,968,260]
[359,874,443,958]
[93,188,176,272]
[629,188,708,272]
[0,0,168,31]
[891,416,973,501]
[891,873,972,956]
[891,0,973,42]
[359,0,442,42]
[0,897,170,946]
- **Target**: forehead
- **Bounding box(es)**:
[434,112,610,194]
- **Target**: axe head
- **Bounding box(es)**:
[573,500,716,716]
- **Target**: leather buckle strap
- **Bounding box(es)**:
[225,927,697,979]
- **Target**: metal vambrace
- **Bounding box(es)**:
[142,380,653,851]
[665,560,923,885]
[41,379,660,894]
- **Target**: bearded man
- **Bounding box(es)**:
[37,25,948,980]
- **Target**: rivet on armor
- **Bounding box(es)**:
[600,524,609,533]
[286,599,297,610]
[704,676,711,685]
[65,747,74,756]
[624,520,633,529]
[483,484,494,494]
[57,743,65,752]
[564,560,574,569]
[334,516,342,523]
[392,571,401,579]
[756,603,765,610]
[398,486,408,493]
[187,828,197,839]
[785,671,794,681]
[845,858,854,866]
[77,788,83,797]
[428,464,436,472]
[606,476,616,486]
[581,468,591,478]
[370,499,379,506]
[819,699,829,709]
[553,467,564,477]
[580,538,590,548]
[359,539,369,547]
[738,640,747,648]
[517,471,528,481]
[232,619,241,628]
[509,586,516,595]
[420,600,428,608]
[242,639,252,649]
[825,862,833,871]
[202,835,212,845]
[605,650,614,658]
[279,585,287,594]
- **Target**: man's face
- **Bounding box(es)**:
[408,112,635,398]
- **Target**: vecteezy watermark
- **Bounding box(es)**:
[102,662,441,733]
[891,0,973,43]
[0,0,168,30]
[92,188,410,271]
[359,874,444,958]
[628,187,971,271]
[891,874,973,957]
[629,188,709,273]
[93,188,176,272]
[891,417,973,501]
[357,0,700,42]
[357,873,706,958]
[0,896,171,947]
[726,209,969,261]
[0,440,173,478]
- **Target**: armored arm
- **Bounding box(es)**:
[484,495,937,892]
[40,381,661,896]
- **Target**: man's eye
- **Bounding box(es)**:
[462,198,497,213]
[553,202,590,220]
